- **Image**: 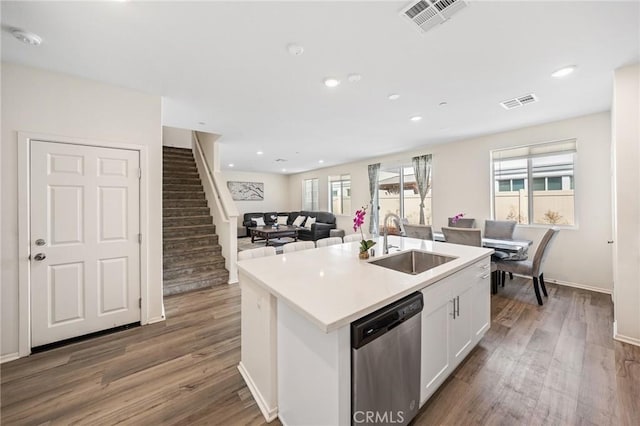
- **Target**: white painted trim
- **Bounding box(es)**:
[237,362,279,422]
[512,274,612,295]
[614,321,640,347]
[17,132,158,358]
[1,352,20,364]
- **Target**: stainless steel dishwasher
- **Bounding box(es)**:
[351,292,423,426]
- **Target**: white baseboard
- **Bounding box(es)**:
[237,362,278,422]
[613,321,640,347]
[513,274,612,295]
[1,352,20,364]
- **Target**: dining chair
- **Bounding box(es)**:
[442,227,499,292]
[447,217,476,228]
[494,228,560,305]
[282,241,316,253]
[344,233,368,243]
[316,237,343,248]
[403,224,433,240]
[237,246,277,260]
[484,219,517,280]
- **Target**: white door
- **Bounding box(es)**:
[30,140,141,347]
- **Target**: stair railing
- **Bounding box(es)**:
[192,131,239,284]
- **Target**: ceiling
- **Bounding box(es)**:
[2,1,639,174]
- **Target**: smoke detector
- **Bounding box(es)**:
[400,0,468,34]
[500,94,539,110]
[11,28,42,46]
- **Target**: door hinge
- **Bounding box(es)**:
[139,298,142,308]
[137,168,142,179]
[138,233,142,244]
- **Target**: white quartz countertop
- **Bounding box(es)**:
[237,235,493,333]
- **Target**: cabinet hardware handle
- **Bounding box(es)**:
[481,273,490,279]
[451,298,456,319]
[456,296,460,316]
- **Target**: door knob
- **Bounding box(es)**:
[33,253,47,261]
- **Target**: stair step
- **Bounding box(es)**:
[163,215,212,227]
[163,207,210,217]
[163,270,229,296]
[162,169,200,178]
[163,158,196,167]
[163,191,205,200]
[163,183,203,192]
[163,177,202,185]
[164,224,216,239]
[163,234,219,251]
[163,164,198,173]
[162,147,193,155]
[163,199,208,208]
[163,247,222,267]
[163,261,226,281]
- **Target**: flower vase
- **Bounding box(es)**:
[358,250,369,260]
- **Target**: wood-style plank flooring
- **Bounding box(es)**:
[2,278,639,425]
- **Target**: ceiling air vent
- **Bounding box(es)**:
[500,93,539,110]
[401,0,468,34]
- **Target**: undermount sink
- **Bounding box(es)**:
[369,250,457,275]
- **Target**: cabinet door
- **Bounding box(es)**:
[449,277,475,366]
[420,281,452,405]
[472,271,492,343]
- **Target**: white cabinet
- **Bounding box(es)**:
[419,257,491,405]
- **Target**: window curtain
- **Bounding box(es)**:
[412,154,432,225]
[367,163,380,235]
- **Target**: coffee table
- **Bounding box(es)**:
[249,225,299,246]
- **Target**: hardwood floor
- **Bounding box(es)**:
[2,278,638,425]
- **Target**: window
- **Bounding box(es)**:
[329,174,351,215]
[378,164,431,231]
[302,178,318,211]
[492,139,576,226]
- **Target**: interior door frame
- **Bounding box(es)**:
[17,132,150,357]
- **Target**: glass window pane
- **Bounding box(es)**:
[547,176,562,190]
[512,179,525,191]
[533,177,546,191]
[498,180,511,192]
[378,169,401,232]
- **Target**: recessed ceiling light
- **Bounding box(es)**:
[388,94,400,101]
[551,66,577,78]
[287,43,304,56]
[439,102,448,107]
[256,151,263,155]
[318,160,324,164]
[410,116,423,122]
[282,168,287,172]
[228,163,234,168]
[11,29,42,46]
[324,78,340,88]
[347,73,362,83]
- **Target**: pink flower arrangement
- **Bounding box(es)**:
[353,206,376,253]
[451,212,465,224]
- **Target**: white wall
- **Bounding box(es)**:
[1,63,163,359]
[162,126,192,148]
[612,64,640,345]
[288,112,613,292]
[223,170,290,217]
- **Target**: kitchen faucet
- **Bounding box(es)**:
[383,213,405,254]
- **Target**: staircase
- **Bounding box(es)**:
[163,146,229,296]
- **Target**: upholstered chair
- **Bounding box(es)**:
[237,246,277,261]
[282,241,316,253]
[316,237,343,248]
[344,233,369,243]
[403,224,434,240]
[494,228,560,305]
[447,217,476,228]
[442,227,499,291]
[484,220,517,240]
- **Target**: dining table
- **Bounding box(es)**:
[432,231,533,259]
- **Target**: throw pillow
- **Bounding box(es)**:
[277,216,288,225]
[292,215,306,227]
[305,217,317,229]
[254,217,265,226]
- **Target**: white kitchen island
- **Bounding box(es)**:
[237,235,493,425]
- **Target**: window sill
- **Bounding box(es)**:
[514,223,579,231]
